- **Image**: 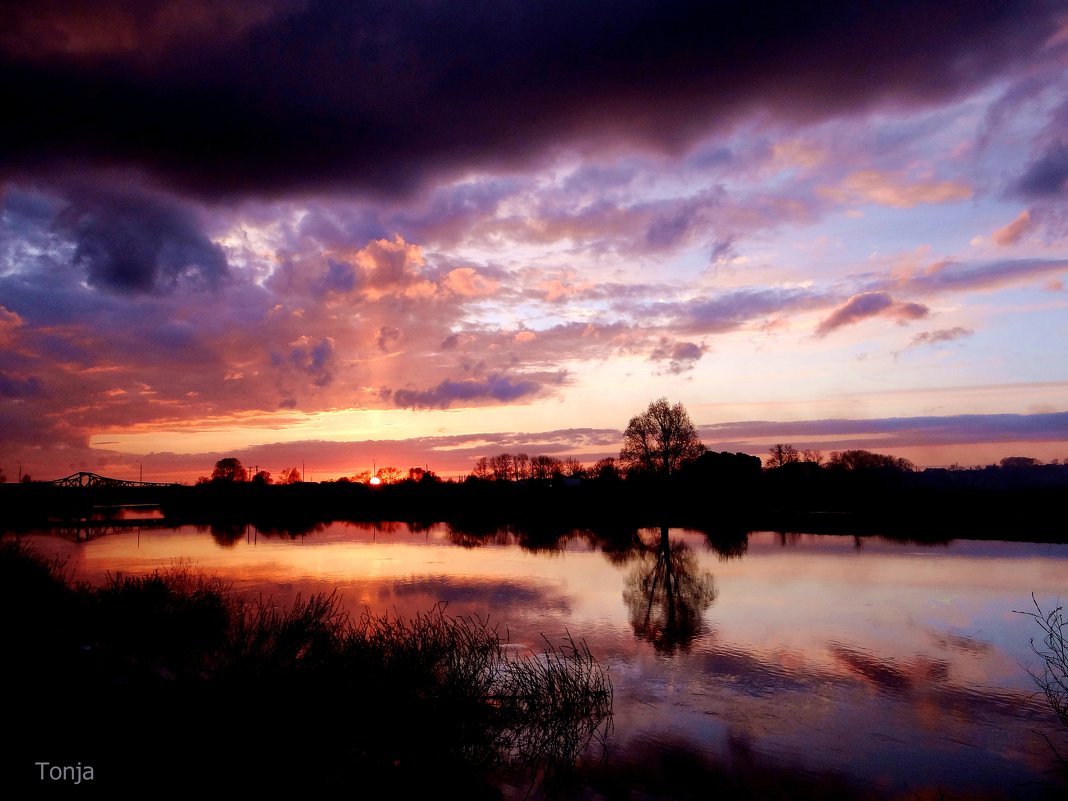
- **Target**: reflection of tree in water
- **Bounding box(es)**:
[704,527,749,561]
[623,527,718,654]
[446,523,514,549]
[209,521,246,547]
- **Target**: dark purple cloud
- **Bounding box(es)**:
[3,182,228,294]
[0,1,1056,199]
[649,338,706,374]
[699,412,1068,451]
[884,257,1068,295]
[389,373,551,410]
[0,371,42,398]
[709,237,736,267]
[653,287,831,334]
[67,194,224,293]
[1014,140,1068,199]
[318,261,357,295]
[284,336,336,387]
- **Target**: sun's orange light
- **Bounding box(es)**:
[368,475,382,485]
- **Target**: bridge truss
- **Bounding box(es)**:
[50,472,178,488]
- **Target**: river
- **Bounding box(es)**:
[11,523,1068,799]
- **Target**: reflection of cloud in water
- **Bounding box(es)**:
[829,642,950,694]
[389,576,571,612]
[590,730,871,801]
[653,635,1050,743]
[929,629,995,656]
[686,645,828,698]
[617,637,1057,797]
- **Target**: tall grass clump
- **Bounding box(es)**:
[493,632,614,786]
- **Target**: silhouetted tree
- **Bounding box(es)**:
[377,466,402,484]
[591,457,621,481]
[828,449,914,471]
[512,453,530,481]
[491,453,513,481]
[471,457,491,480]
[530,454,563,480]
[620,398,705,478]
[1001,456,1040,469]
[211,458,247,482]
[562,457,586,478]
[801,449,824,465]
[251,470,272,485]
[280,466,302,484]
[766,444,800,468]
[623,527,718,653]
[681,450,762,490]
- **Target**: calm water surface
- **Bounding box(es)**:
[16,524,1068,799]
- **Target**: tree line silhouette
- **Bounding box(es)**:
[3,398,1066,537]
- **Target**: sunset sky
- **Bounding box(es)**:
[2,1,1067,483]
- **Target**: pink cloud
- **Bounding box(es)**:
[906,327,974,348]
[992,209,1033,246]
[0,305,22,345]
[441,267,498,297]
[819,170,972,208]
[815,292,929,337]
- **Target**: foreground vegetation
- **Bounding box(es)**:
[0,540,612,795]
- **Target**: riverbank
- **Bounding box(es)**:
[3,466,1067,542]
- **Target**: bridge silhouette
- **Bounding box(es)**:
[50,471,179,488]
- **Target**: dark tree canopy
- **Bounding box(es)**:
[767,443,801,468]
[828,449,914,472]
[620,398,705,478]
[211,458,247,482]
